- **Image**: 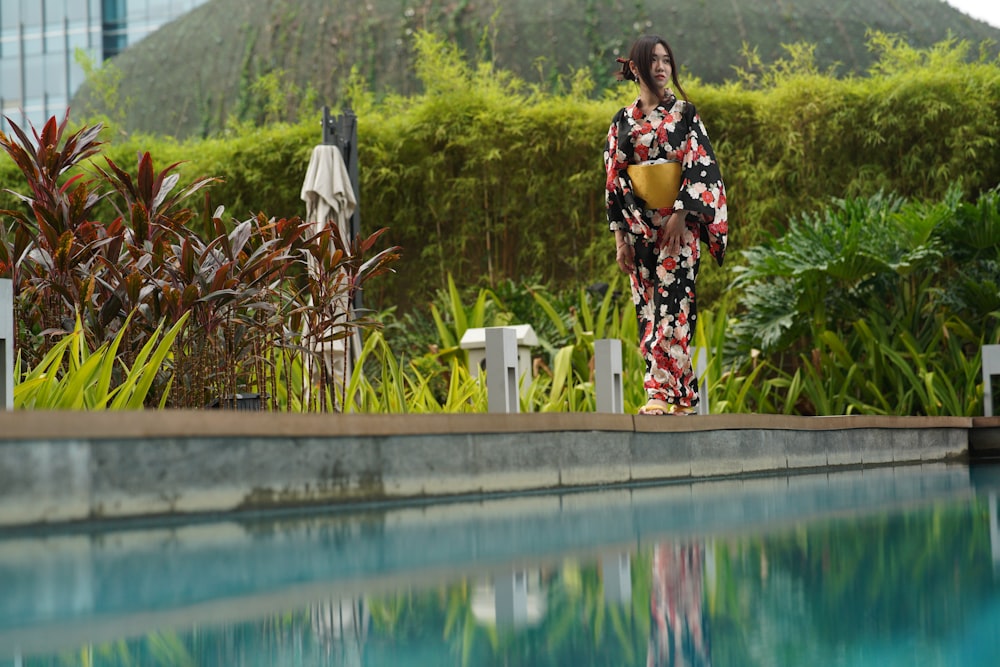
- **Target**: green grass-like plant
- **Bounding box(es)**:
[15,312,188,410]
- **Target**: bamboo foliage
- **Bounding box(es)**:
[4,33,996,316]
[34,31,1000,313]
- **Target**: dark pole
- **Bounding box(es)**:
[322,105,362,312]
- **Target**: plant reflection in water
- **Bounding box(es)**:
[6,466,1000,666]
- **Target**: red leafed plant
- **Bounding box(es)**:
[1,112,400,409]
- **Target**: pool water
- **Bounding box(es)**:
[2,463,999,666]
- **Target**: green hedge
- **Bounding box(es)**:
[4,32,1000,313]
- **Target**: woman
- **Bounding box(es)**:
[604,35,729,416]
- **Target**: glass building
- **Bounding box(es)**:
[0,0,208,133]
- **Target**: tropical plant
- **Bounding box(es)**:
[729,187,998,415]
[1,113,401,409]
[936,187,1000,330]
[731,191,944,355]
[14,312,188,410]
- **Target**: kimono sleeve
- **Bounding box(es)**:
[604,108,631,233]
[674,103,729,266]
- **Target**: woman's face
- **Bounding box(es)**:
[631,42,672,95]
[648,43,672,92]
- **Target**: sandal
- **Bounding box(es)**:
[638,400,697,416]
[637,399,670,415]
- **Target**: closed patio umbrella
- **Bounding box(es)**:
[300,142,359,406]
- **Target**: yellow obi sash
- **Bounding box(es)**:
[626,160,681,209]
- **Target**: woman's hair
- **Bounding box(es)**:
[616,34,688,102]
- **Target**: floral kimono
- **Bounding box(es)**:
[604,94,728,409]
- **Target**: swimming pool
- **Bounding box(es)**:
[1,463,997,666]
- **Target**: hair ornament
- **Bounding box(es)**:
[615,56,636,82]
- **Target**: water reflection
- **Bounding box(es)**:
[471,570,548,630]
[3,464,1000,666]
[648,542,710,667]
[311,599,368,666]
[990,494,1000,571]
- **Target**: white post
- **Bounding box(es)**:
[493,570,529,629]
[461,324,537,396]
[984,344,1000,417]
[486,327,519,414]
[594,338,624,413]
[695,346,709,416]
[0,279,12,410]
[602,552,632,605]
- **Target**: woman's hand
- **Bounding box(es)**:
[663,211,686,255]
[616,241,634,274]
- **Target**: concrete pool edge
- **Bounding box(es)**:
[0,411,988,528]
[0,410,984,439]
